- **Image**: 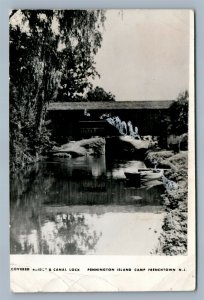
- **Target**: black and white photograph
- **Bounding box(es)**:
[9,9,195,292]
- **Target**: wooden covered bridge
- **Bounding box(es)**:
[47,100,174,143]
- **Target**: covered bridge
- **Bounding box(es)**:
[47,100,174,143]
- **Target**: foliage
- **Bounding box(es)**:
[157,90,188,148]
[159,190,187,255]
[9,10,106,171]
[145,150,188,255]
[167,90,189,135]
[160,156,188,255]
[85,86,115,102]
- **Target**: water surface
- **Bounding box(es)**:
[10,156,164,255]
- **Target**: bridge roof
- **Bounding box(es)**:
[48,100,175,111]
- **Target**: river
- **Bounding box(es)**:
[10,155,164,255]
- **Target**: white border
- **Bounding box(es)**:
[1,1,203,299]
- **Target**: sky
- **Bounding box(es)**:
[92,10,191,101]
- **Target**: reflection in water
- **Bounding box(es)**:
[10,155,164,255]
[11,212,100,255]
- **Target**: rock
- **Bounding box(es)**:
[51,137,105,158]
[144,150,178,171]
[119,136,153,150]
[53,153,71,158]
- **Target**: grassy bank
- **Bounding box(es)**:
[145,150,188,255]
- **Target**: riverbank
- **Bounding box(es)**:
[145,150,188,255]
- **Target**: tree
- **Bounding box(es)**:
[85,86,115,102]
[167,90,189,135]
[157,91,188,149]
[10,10,106,170]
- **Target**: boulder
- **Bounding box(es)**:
[119,136,151,150]
[53,153,71,158]
[51,137,105,158]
